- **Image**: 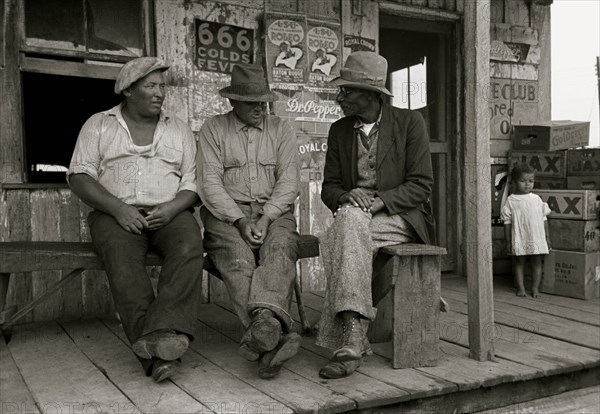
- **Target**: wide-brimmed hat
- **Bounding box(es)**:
[114,57,170,94]
[329,51,392,96]
[219,64,278,102]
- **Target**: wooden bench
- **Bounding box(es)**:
[369,243,447,369]
[0,235,320,340]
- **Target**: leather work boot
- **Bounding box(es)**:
[319,358,362,379]
[132,329,189,361]
[239,308,282,361]
[332,313,368,362]
[257,332,302,379]
[151,358,181,383]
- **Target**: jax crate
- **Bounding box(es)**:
[535,178,567,189]
[548,219,600,252]
[536,189,600,220]
[567,176,600,190]
[509,150,567,178]
[513,121,589,151]
[567,148,600,176]
[540,250,600,300]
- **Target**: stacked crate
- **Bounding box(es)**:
[510,122,598,299]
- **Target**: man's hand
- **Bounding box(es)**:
[235,217,263,248]
[114,204,148,234]
[369,197,386,215]
[250,215,271,244]
[145,202,178,231]
[338,188,373,211]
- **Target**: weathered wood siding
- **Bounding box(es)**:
[489,0,552,158]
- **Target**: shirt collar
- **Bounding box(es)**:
[353,106,383,130]
[229,110,264,132]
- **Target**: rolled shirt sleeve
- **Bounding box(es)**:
[177,124,199,195]
[68,114,103,181]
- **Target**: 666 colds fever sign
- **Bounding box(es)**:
[195,20,254,73]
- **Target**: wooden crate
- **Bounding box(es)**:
[567,176,600,190]
[548,219,599,252]
[567,148,600,176]
[535,177,568,189]
[535,189,600,220]
[509,150,567,178]
[513,121,589,151]
[540,250,600,300]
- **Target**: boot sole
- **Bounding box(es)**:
[258,333,302,379]
[132,336,189,361]
[240,318,281,361]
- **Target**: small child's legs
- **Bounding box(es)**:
[514,256,526,297]
[530,255,543,298]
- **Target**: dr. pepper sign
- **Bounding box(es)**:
[195,20,254,74]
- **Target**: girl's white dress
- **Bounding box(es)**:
[501,193,551,256]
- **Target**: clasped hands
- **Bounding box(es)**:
[336,189,385,216]
[235,215,271,248]
[114,202,178,234]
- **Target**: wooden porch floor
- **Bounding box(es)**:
[1,275,599,413]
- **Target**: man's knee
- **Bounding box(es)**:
[333,206,370,228]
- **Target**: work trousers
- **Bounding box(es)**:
[201,204,299,331]
[88,209,204,374]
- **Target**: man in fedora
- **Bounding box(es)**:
[68,57,204,382]
[197,63,301,379]
[316,51,436,378]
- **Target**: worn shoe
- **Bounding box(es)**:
[132,329,189,361]
[151,359,181,383]
[319,358,362,379]
[332,317,368,362]
[239,308,282,361]
[257,333,302,379]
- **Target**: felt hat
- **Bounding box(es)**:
[329,51,392,96]
[114,57,170,94]
[219,64,278,102]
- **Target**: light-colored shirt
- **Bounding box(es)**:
[197,111,299,224]
[68,103,198,208]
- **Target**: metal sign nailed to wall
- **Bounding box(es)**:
[195,20,254,74]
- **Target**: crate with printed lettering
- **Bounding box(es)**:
[509,150,567,178]
[535,177,568,189]
[567,176,600,190]
[548,219,600,252]
[540,250,600,300]
[513,121,589,151]
[535,189,600,220]
[567,148,600,176]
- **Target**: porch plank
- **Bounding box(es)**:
[440,309,599,374]
[60,319,213,413]
[207,302,411,410]
[195,305,354,414]
[443,276,600,326]
[443,292,600,350]
[0,338,40,413]
[7,322,139,413]
[285,294,460,402]
[101,318,288,413]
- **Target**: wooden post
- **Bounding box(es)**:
[463,0,495,361]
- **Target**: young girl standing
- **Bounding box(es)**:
[501,162,552,297]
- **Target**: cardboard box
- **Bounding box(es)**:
[540,250,600,300]
[567,148,600,176]
[567,176,600,190]
[535,177,568,189]
[549,219,600,252]
[509,150,567,177]
[535,189,600,220]
[513,121,590,151]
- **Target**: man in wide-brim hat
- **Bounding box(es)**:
[316,51,437,379]
[197,63,301,379]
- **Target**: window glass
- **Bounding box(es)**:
[87,0,143,56]
[25,0,85,50]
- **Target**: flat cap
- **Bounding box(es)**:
[114,57,170,94]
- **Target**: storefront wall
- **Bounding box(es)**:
[0,0,551,322]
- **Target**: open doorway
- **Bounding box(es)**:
[380,15,457,271]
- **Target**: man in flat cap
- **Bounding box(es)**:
[197,63,301,379]
[68,57,203,382]
[316,51,436,379]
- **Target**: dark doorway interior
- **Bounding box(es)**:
[22,72,121,183]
